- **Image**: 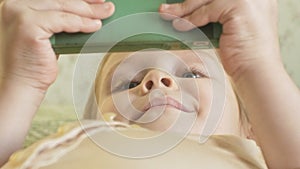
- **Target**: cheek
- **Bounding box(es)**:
[191,79,223,134]
[98,96,117,116]
[98,93,135,123]
[197,80,213,116]
[177,78,212,113]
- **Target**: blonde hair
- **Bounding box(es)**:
[83,53,112,119]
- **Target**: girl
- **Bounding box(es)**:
[0,0,299,168]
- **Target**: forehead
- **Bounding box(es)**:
[103,49,216,71]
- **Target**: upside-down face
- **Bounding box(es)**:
[95,50,242,136]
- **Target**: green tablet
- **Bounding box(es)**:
[50,0,222,54]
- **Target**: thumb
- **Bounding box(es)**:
[159,0,212,20]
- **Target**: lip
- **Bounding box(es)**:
[143,97,193,113]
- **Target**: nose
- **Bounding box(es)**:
[141,69,178,93]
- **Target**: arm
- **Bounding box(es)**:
[159,0,300,168]
[0,0,114,166]
[233,49,300,169]
[0,79,45,166]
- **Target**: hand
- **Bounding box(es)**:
[159,0,280,81]
[161,1,300,168]
[0,1,114,165]
[0,0,115,91]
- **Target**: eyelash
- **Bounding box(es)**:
[113,67,208,92]
[188,66,208,78]
[113,79,141,93]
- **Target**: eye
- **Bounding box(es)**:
[115,81,140,92]
[113,71,146,92]
[182,72,200,78]
[128,81,140,89]
[182,67,207,79]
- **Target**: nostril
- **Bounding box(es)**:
[161,78,171,87]
[146,81,153,90]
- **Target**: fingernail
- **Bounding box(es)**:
[173,18,195,31]
[161,3,170,11]
[173,18,186,30]
[173,18,182,24]
[104,2,111,10]
[94,19,101,25]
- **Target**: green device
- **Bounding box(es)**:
[50,0,222,54]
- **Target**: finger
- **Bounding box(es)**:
[84,0,105,3]
[36,11,103,35]
[172,17,198,32]
[172,3,222,31]
[159,0,212,20]
[28,0,115,19]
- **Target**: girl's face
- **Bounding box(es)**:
[96,50,242,136]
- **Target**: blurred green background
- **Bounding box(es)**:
[25,0,300,146]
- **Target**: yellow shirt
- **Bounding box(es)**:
[3,120,268,169]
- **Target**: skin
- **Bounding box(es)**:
[95,50,242,136]
[0,0,299,168]
[159,1,300,168]
[0,0,115,166]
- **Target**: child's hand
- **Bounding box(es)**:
[0,0,115,91]
[159,0,280,81]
